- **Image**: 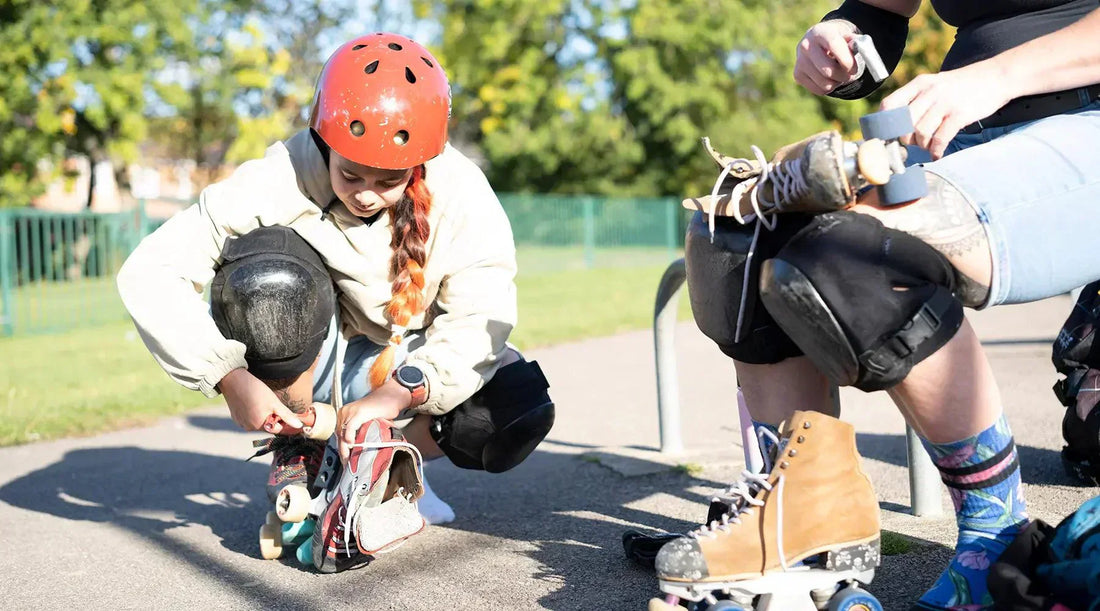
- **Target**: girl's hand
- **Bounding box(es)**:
[337,378,412,462]
[794,20,862,95]
[881,62,1014,159]
[218,368,304,434]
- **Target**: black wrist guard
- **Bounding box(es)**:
[821,0,909,100]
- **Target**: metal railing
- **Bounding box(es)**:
[653,257,943,517]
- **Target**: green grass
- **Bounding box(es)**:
[0,262,692,446]
[881,530,918,556]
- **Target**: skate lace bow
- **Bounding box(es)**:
[691,428,791,568]
[340,439,425,557]
[706,143,807,344]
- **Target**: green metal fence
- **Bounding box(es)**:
[0,194,683,337]
[0,204,159,337]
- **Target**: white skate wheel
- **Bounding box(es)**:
[275,484,311,523]
[259,523,283,560]
[304,402,336,441]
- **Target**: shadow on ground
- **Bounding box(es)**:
[3,417,1068,610]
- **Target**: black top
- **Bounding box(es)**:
[931,0,1099,69]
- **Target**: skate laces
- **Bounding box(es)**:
[340,438,425,557]
[693,428,793,569]
[707,145,791,344]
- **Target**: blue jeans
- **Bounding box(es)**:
[311,317,417,409]
[919,98,1100,307]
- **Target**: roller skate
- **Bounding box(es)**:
[1054,369,1100,485]
[647,411,884,611]
[254,401,337,560]
[306,418,427,573]
[684,107,928,230]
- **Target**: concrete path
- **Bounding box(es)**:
[0,294,1095,610]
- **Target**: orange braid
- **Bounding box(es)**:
[368,165,432,389]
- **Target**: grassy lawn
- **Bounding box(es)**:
[0,261,692,446]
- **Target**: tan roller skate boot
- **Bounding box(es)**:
[651,410,882,609]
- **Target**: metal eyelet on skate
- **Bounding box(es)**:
[780,461,789,469]
[803,421,811,429]
[788,449,797,457]
[797,436,805,443]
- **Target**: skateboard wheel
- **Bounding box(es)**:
[856,139,892,186]
[305,402,337,441]
[859,107,914,142]
[877,164,928,205]
[275,484,312,523]
[259,523,283,560]
[828,586,882,611]
[265,510,281,527]
[281,519,315,545]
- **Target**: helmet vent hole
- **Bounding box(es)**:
[388,42,403,51]
[352,44,366,51]
[421,57,433,68]
[349,121,365,137]
[405,67,416,83]
[394,130,409,146]
[364,60,379,75]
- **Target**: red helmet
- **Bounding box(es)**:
[309,33,450,170]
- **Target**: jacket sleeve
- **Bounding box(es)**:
[402,194,519,415]
[116,151,302,397]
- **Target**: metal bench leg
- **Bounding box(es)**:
[654,258,687,455]
[907,425,943,517]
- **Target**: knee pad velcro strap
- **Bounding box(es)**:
[685,211,813,364]
[430,360,555,473]
[760,212,964,391]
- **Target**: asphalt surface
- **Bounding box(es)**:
[0,293,1095,610]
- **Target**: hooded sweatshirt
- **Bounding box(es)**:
[116,129,518,415]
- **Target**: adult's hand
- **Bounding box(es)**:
[794,19,862,95]
[881,63,1013,159]
[219,368,304,434]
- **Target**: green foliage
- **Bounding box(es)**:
[0,263,692,445]
[415,0,952,198]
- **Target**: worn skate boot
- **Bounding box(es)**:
[650,411,882,610]
[683,132,863,223]
[311,418,427,573]
[624,424,783,570]
[251,436,327,503]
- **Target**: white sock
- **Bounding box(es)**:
[417,469,455,525]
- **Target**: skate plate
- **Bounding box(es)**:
[658,567,877,611]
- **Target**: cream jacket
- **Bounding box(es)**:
[117,129,518,415]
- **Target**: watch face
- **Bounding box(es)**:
[398,365,424,386]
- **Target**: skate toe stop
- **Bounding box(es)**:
[654,536,708,580]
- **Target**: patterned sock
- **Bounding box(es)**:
[915,414,1029,610]
[751,420,780,469]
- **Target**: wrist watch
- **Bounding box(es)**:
[392,364,428,407]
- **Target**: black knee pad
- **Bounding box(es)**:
[760,211,964,391]
[210,226,334,380]
[430,360,555,473]
[685,211,813,364]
